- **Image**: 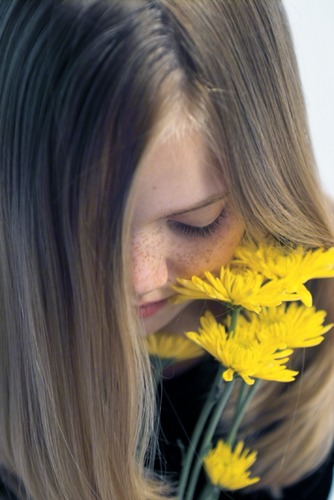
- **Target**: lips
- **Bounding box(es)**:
[138,298,169,318]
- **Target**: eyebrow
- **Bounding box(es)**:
[166,193,229,217]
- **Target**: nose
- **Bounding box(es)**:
[131,232,169,298]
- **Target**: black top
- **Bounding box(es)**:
[156,356,334,499]
[0,481,18,499]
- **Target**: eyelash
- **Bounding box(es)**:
[167,206,228,239]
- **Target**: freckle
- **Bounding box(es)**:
[203,247,214,264]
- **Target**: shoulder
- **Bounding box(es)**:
[0,483,18,500]
[0,488,17,500]
[0,473,19,500]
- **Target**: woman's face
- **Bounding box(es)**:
[131,125,244,335]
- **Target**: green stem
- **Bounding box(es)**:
[226,379,260,448]
[199,482,221,500]
[235,380,249,415]
[229,307,241,336]
[184,379,235,500]
[177,364,224,499]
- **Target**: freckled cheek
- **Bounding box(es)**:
[170,247,214,278]
[170,231,242,279]
[132,236,156,279]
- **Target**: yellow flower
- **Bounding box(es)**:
[146,331,205,361]
[173,267,298,313]
[234,243,334,280]
[247,304,333,349]
[186,311,298,385]
[234,244,334,307]
[204,440,260,490]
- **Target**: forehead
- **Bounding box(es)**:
[132,121,226,224]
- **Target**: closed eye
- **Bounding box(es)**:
[167,207,228,238]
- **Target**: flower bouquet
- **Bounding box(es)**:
[147,242,334,500]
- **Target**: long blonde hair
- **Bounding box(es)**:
[0,1,333,498]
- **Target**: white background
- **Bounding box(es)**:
[284,0,334,197]
[283,2,334,497]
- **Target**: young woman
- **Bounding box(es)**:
[0,1,333,498]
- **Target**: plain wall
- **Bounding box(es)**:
[284,0,334,197]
